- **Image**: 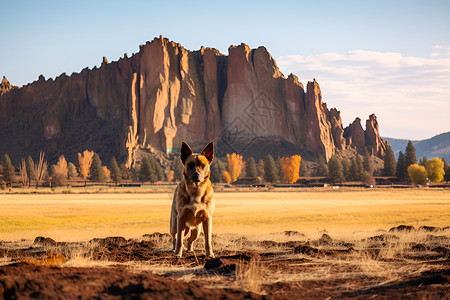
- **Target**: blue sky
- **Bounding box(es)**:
[1,0,449,140]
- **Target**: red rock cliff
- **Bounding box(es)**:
[0,37,388,164]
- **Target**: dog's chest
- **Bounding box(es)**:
[183,198,215,227]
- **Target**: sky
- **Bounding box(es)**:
[1,0,449,140]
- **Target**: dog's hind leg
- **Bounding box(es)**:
[187,226,200,252]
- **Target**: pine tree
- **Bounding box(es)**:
[341,158,351,181]
[110,157,122,184]
[383,145,397,176]
[210,159,226,183]
[257,159,265,178]
[299,160,309,177]
[362,148,374,176]
[264,155,278,183]
[149,156,164,181]
[418,156,428,167]
[90,153,106,182]
[316,156,328,177]
[328,156,344,183]
[26,156,35,186]
[246,157,258,178]
[405,141,417,167]
[444,163,450,183]
[2,154,15,184]
[396,151,408,181]
[140,157,157,182]
[173,156,184,181]
[350,154,364,181]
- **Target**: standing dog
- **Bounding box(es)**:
[170,141,215,258]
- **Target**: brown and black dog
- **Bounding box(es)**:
[170,141,215,258]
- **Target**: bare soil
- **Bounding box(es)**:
[1,226,449,299]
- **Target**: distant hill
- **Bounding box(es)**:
[383,131,450,162]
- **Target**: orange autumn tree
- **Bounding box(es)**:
[280,155,302,184]
[222,171,232,184]
[78,150,94,181]
[226,153,245,182]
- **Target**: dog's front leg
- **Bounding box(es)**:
[175,215,185,258]
[202,217,215,258]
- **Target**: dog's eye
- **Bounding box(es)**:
[199,164,205,168]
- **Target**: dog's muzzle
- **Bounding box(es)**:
[190,172,202,183]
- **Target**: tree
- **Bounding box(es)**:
[405,141,417,167]
[173,156,184,181]
[418,156,428,167]
[362,148,374,176]
[2,154,15,185]
[408,164,427,185]
[26,156,35,187]
[257,159,265,178]
[341,158,351,181]
[425,158,445,183]
[90,153,106,182]
[78,150,94,181]
[19,159,28,187]
[33,152,47,188]
[226,153,244,182]
[140,157,156,182]
[383,145,397,176]
[316,156,328,177]
[299,160,309,177]
[68,162,78,179]
[349,154,364,181]
[110,157,122,184]
[149,156,164,181]
[51,155,68,186]
[211,159,226,183]
[445,164,450,183]
[328,155,344,183]
[396,151,408,182]
[280,155,302,183]
[222,171,232,184]
[246,157,258,178]
[264,155,278,183]
[103,166,111,181]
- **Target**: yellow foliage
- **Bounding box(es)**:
[226,153,245,182]
[223,171,232,184]
[103,166,111,181]
[408,164,427,185]
[280,155,302,183]
[53,155,68,179]
[78,150,94,180]
[425,158,445,183]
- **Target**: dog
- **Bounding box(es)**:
[170,141,215,258]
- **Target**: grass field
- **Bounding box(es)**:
[0,188,449,242]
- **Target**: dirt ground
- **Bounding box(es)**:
[1,226,449,299]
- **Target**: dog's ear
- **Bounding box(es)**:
[180,141,193,164]
[201,142,214,163]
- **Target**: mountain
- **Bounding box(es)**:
[383,132,450,162]
[0,37,388,166]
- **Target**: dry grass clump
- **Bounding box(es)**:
[235,257,265,294]
[22,250,66,267]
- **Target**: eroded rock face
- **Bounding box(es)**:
[0,37,388,164]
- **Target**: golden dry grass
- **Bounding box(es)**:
[0,188,449,242]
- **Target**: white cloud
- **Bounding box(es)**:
[277,50,450,140]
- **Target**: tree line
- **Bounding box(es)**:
[1,141,449,188]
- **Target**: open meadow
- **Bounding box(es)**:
[1,187,449,298]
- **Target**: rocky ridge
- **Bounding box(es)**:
[0,36,388,164]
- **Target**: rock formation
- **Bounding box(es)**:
[0,37,389,164]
